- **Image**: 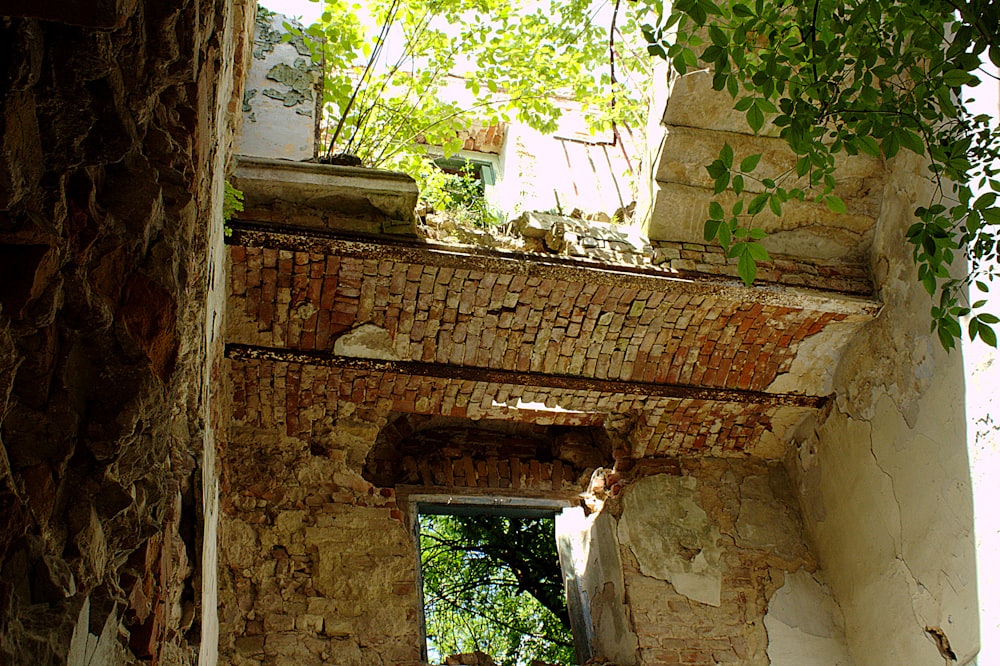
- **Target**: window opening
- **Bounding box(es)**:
[433,156,497,186]
[416,499,579,666]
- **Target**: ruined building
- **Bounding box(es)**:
[0,1,980,665]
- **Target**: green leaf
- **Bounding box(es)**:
[709,25,727,47]
[738,250,757,285]
[748,193,769,215]
[704,218,722,241]
[726,73,739,97]
[720,143,734,169]
[714,173,730,194]
[706,160,728,178]
[709,201,725,219]
[942,69,974,88]
[896,128,925,155]
[825,195,847,214]
[979,322,998,347]
[922,274,937,295]
[733,174,745,195]
[718,222,731,250]
[746,103,765,133]
[747,242,770,261]
[974,192,997,210]
[856,135,880,157]
[739,153,762,172]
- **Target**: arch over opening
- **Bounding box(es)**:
[363,413,614,493]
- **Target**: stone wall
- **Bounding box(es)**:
[0,0,252,663]
[218,408,423,666]
[219,364,852,666]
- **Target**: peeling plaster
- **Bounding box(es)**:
[764,570,853,666]
[783,149,978,665]
[792,386,976,664]
[768,320,859,396]
[617,474,722,606]
[333,324,400,361]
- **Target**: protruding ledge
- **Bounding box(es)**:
[226,219,882,319]
[232,155,419,235]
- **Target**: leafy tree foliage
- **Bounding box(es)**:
[292,0,654,173]
[419,513,574,665]
[418,160,505,228]
[642,0,1000,349]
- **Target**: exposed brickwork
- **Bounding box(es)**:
[228,358,812,457]
[416,121,506,155]
[364,415,611,492]
[221,184,866,664]
[228,244,853,393]
[457,122,506,154]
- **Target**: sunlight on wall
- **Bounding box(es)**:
[964,63,1000,665]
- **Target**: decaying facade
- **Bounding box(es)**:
[0,2,980,665]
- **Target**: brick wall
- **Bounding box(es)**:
[228,244,854,392]
[219,403,825,666]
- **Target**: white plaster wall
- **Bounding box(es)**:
[964,61,999,666]
[765,570,853,665]
[790,150,979,664]
[198,1,254,663]
[235,11,319,161]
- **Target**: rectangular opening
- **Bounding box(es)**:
[413,496,589,666]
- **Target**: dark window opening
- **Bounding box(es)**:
[417,502,576,666]
[433,157,497,186]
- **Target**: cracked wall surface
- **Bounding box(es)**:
[614,459,818,665]
[789,151,979,664]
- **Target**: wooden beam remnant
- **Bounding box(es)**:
[224,343,828,409]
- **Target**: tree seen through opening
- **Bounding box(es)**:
[419,512,575,665]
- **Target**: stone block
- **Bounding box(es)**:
[232,156,418,232]
[296,613,324,633]
[235,635,265,658]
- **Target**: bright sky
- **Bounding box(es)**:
[260,0,323,25]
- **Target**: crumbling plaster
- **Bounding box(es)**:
[789,151,978,664]
[763,570,853,665]
[618,474,723,607]
[609,459,848,665]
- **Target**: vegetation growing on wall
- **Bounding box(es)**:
[418,160,505,229]
[642,0,1000,349]
[419,513,574,665]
